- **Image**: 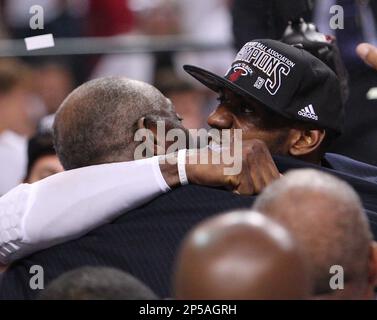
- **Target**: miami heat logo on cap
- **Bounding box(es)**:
[227,66,251,82]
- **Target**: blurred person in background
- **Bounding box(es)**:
[253,169,377,299]
[170,0,236,132]
[173,210,312,300]
[131,0,179,36]
[33,60,75,115]
[85,0,136,81]
[91,0,179,84]
[86,0,133,37]
[0,0,89,84]
[174,0,235,82]
[92,0,235,108]
[313,0,377,165]
[0,59,44,195]
[155,69,208,129]
[1,0,86,39]
[38,267,158,300]
[24,115,63,184]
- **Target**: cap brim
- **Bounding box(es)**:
[183,64,268,107]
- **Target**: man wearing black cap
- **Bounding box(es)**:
[184,39,343,165]
[183,39,377,234]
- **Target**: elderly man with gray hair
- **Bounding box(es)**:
[253,169,377,299]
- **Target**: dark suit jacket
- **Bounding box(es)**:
[1,154,377,299]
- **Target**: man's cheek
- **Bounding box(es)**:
[266,132,291,155]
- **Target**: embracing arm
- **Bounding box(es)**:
[0,140,280,265]
[0,156,170,265]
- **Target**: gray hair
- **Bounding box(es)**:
[253,169,372,295]
[53,77,174,169]
[38,266,158,300]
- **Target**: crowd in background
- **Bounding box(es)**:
[0,0,235,195]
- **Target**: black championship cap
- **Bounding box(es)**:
[184,39,344,134]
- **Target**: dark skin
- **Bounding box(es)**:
[173,211,312,300]
[134,95,281,195]
[159,138,281,195]
[209,89,326,164]
[137,86,324,195]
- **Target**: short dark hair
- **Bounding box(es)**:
[25,132,56,179]
[53,77,174,170]
[38,267,158,300]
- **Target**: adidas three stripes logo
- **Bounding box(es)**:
[297,104,318,120]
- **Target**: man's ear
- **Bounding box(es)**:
[288,129,326,157]
[137,117,146,130]
[137,116,165,155]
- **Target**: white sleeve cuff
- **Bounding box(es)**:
[152,156,171,192]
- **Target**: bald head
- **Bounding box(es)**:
[253,169,376,299]
[54,77,184,170]
[173,210,311,300]
[38,267,158,300]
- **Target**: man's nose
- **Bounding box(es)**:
[207,106,233,129]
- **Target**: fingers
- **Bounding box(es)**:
[190,139,281,195]
[245,139,280,194]
[356,43,377,70]
[247,154,264,194]
[234,178,254,195]
[233,158,254,195]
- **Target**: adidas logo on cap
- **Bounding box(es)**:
[298,104,318,121]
